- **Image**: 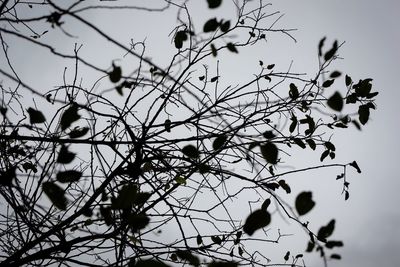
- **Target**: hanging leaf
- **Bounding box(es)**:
[331,254,342,260]
[327,91,343,112]
[182,145,200,158]
[306,139,316,150]
[278,180,291,194]
[220,20,230,32]
[60,105,80,131]
[68,127,89,138]
[358,104,370,125]
[174,30,188,49]
[210,76,219,83]
[267,64,275,70]
[324,40,338,61]
[27,107,46,124]
[213,135,228,150]
[289,115,297,133]
[207,0,222,9]
[289,83,299,100]
[295,191,315,216]
[345,75,352,86]
[204,18,219,32]
[243,209,271,236]
[42,182,67,210]
[349,161,361,173]
[264,182,279,191]
[226,43,238,53]
[293,138,306,149]
[317,219,335,241]
[318,37,326,57]
[111,184,138,209]
[164,119,171,132]
[210,44,218,57]
[260,142,278,164]
[57,145,75,164]
[320,150,329,162]
[56,170,82,183]
[109,64,122,83]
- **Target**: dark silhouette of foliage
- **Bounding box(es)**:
[0,1,377,266]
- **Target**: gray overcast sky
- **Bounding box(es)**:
[1,1,399,266]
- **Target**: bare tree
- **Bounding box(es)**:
[0,1,377,266]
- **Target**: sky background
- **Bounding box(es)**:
[1,1,399,266]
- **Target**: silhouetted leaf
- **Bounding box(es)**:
[345,75,352,86]
[262,131,275,139]
[56,170,82,183]
[164,119,171,132]
[366,91,379,99]
[220,20,230,32]
[27,107,46,124]
[264,182,279,191]
[325,240,343,249]
[60,105,80,131]
[325,141,335,151]
[345,191,350,200]
[293,138,306,149]
[112,184,138,209]
[109,64,122,83]
[318,37,326,57]
[22,162,37,173]
[279,180,291,194]
[226,43,238,53]
[207,0,222,9]
[267,64,275,70]
[306,139,316,150]
[243,209,271,236]
[182,145,200,158]
[174,30,187,49]
[322,79,335,88]
[289,115,297,133]
[358,104,370,125]
[331,254,341,260]
[204,18,219,32]
[289,83,299,99]
[354,78,373,97]
[211,44,217,57]
[317,220,335,241]
[68,127,89,138]
[57,145,75,164]
[261,198,271,210]
[330,71,341,78]
[327,91,343,112]
[210,76,219,83]
[306,241,315,252]
[42,182,67,210]
[176,250,200,266]
[324,40,338,61]
[212,134,227,150]
[349,161,361,173]
[295,191,315,216]
[320,150,329,162]
[260,142,278,164]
